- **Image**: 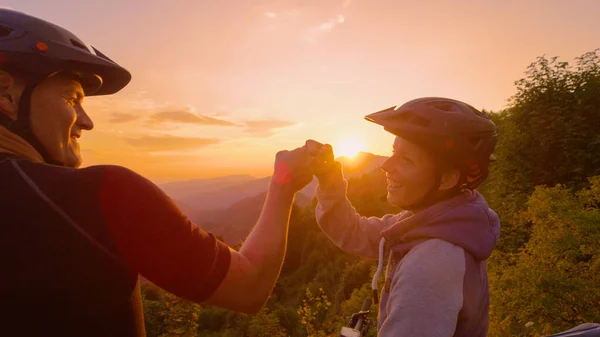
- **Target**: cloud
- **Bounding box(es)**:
[316,14,345,33]
[303,14,346,42]
[87,92,235,128]
[108,112,141,123]
[258,1,349,42]
[123,135,222,151]
[243,119,297,137]
[148,108,236,126]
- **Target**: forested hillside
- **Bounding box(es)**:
[142,50,600,337]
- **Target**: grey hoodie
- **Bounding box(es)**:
[315,180,500,337]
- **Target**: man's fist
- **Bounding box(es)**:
[272,146,314,193]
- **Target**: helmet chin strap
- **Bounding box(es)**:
[0,76,65,166]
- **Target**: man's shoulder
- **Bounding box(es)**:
[78,164,149,186]
[79,164,134,176]
[56,165,158,200]
[4,159,137,180]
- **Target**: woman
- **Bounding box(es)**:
[310,97,501,336]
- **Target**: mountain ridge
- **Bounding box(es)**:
[159,152,388,242]
[157,152,389,245]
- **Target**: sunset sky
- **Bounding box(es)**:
[8,0,600,183]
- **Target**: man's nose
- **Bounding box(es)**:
[76,105,94,130]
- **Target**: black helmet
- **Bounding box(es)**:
[365,97,497,190]
[0,9,131,166]
[0,8,131,95]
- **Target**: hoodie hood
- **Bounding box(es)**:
[381,189,500,261]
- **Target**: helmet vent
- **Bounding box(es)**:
[0,25,13,37]
[470,107,487,118]
[426,101,456,112]
[70,38,89,52]
[468,137,483,149]
[400,112,431,127]
[91,46,114,62]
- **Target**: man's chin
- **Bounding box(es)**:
[64,152,82,168]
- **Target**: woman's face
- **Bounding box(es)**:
[381,136,450,210]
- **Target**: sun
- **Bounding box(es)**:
[335,137,366,159]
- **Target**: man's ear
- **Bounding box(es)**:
[0,70,21,120]
[439,168,461,192]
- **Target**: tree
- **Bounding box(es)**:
[247,309,288,337]
[480,49,600,253]
[488,177,600,337]
[142,283,200,337]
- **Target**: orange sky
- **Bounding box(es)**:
[8,0,600,183]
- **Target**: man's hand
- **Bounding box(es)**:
[272,145,315,194]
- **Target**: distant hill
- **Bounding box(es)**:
[194,192,311,245]
[338,152,387,177]
[187,153,390,245]
[159,152,388,232]
[160,175,255,200]
[195,192,268,245]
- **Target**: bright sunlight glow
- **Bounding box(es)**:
[335,137,366,159]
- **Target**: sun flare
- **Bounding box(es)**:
[335,137,366,159]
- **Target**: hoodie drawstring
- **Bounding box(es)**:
[371,237,386,304]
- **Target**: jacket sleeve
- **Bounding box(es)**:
[314,179,404,259]
[379,239,465,337]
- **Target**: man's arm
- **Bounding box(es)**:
[379,239,465,337]
[205,147,314,314]
[203,182,295,314]
[99,146,313,315]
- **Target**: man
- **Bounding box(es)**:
[0,8,312,336]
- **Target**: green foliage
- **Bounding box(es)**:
[271,304,305,337]
[478,109,533,253]
[297,287,334,336]
[142,283,201,337]
[481,49,600,253]
[196,306,229,332]
[140,49,600,337]
[247,309,288,337]
[336,259,377,303]
[508,50,600,190]
[488,177,600,336]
